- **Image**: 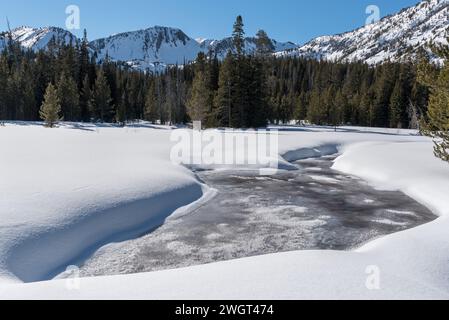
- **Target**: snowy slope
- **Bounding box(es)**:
[90,27,297,71]
[0,123,207,283]
[8,26,79,51]
[1,124,449,299]
[278,0,449,64]
[90,26,203,71]
[0,24,296,71]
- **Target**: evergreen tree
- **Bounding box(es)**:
[116,91,127,124]
[40,83,61,128]
[247,57,269,127]
[307,89,326,124]
[232,16,245,57]
[79,29,90,88]
[418,48,449,162]
[144,80,159,123]
[255,30,274,56]
[57,72,80,121]
[187,53,211,123]
[91,68,114,122]
[294,92,308,121]
[389,81,406,128]
[372,63,397,127]
[215,54,235,127]
[331,90,345,128]
[80,75,92,121]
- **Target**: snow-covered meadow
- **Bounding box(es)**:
[0,122,448,299]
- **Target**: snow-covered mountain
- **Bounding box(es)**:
[6,26,79,51]
[90,26,203,71]
[2,0,448,68]
[1,25,296,71]
[277,0,449,64]
[90,26,297,70]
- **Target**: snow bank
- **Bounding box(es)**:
[333,141,449,216]
[0,123,205,283]
[1,123,449,299]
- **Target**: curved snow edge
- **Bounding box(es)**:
[3,182,205,283]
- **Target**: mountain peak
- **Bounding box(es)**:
[277,0,449,64]
[2,0,447,69]
[7,26,78,50]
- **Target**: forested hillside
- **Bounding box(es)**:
[0,18,432,129]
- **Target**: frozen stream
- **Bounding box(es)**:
[78,155,436,277]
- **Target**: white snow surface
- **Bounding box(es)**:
[0,123,205,284]
[1,123,449,299]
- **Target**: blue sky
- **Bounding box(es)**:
[1,0,420,44]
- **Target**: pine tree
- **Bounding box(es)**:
[57,72,80,121]
[215,54,235,127]
[232,16,245,57]
[389,81,406,128]
[247,57,269,127]
[205,54,220,127]
[80,75,92,121]
[372,63,397,127]
[144,80,159,123]
[232,16,252,127]
[331,90,345,129]
[187,53,211,123]
[418,48,449,163]
[91,68,114,122]
[116,91,127,124]
[294,92,308,121]
[40,83,61,128]
[79,29,90,88]
[255,30,274,56]
[307,89,326,124]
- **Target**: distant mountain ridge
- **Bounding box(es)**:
[1,26,78,51]
[277,0,449,64]
[1,0,448,69]
[0,25,297,71]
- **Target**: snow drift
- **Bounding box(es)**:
[1,123,449,299]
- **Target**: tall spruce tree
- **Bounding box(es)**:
[232,16,245,57]
[57,72,80,121]
[40,83,61,128]
[215,54,235,127]
[418,46,449,163]
[80,75,92,121]
[187,53,211,123]
[144,80,159,123]
[91,68,114,122]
